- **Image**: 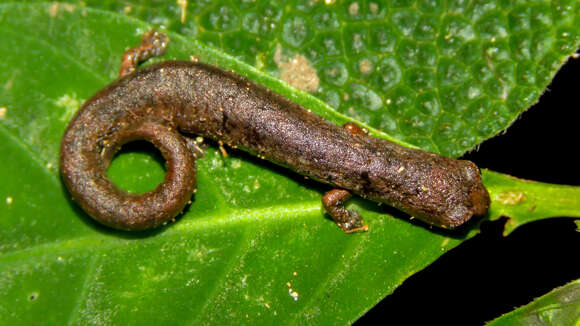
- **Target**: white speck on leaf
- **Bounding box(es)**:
[55,93,80,122]
[288,288,299,301]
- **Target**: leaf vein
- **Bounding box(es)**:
[66,254,102,326]
[0,202,322,265]
[288,231,369,325]
[185,225,254,326]
[0,125,60,187]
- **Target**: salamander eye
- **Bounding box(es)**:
[462,161,480,183]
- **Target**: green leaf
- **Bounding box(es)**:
[483,170,580,235]
[0,2,579,325]
[486,279,580,326]
[18,0,580,157]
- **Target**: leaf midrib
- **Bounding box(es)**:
[0,202,322,266]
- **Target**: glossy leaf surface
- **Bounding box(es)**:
[487,279,580,326]
[1,2,579,325]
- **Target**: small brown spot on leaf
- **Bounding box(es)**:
[348,2,360,16]
[48,2,59,16]
[48,2,74,16]
[359,58,373,74]
[274,46,320,92]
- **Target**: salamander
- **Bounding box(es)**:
[60,31,490,232]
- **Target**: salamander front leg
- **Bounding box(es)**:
[322,189,368,233]
[120,29,169,78]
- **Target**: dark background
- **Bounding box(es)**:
[356,54,580,325]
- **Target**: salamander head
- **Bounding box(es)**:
[441,161,490,228]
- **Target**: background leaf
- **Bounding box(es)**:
[486,279,580,326]
[19,0,580,157]
[0,1,579,325]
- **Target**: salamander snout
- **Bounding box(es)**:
[462,160,490,219]
[435,160,490,229]
[468,178,491,218]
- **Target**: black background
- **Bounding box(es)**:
[356,54,580,325]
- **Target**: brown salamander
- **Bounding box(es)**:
[60,31,490,232]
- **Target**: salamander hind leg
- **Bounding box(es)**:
[322,189,368,233]
[321,121,370,233]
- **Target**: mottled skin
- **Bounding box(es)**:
[61,60,490,231]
